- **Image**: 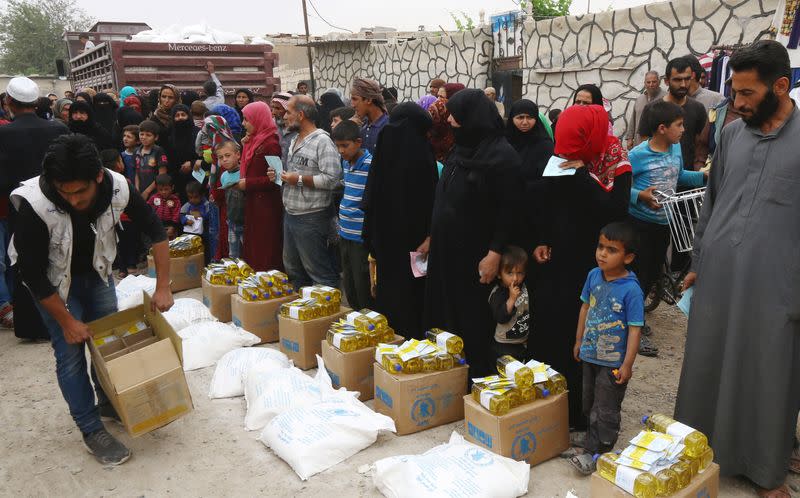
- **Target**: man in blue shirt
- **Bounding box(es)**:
[350,78,388,154]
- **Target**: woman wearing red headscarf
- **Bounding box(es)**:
[428,82,465,162]
[531,104,631,432]
[239,101,284,271]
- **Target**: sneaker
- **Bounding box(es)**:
[638,335,659,357]
[82,428,131,466]
[99,404,122,425]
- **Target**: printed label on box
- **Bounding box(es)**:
[468,421,493,449]
[185,262,199,277]
[375,385,393,408]
[511,432,537,461]
[411,396,436,426]
[281,338,300,353]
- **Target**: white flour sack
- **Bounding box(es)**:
[115,276,156,310]
[162,298,217,331]
[243,360,334,431]
[177,322,260,371]
[259,392,396,480]
[373,432,530,498]
[209,348,290,399]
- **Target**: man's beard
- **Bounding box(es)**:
[286,121,301,132]
[740,90,779,128]
[668,86,688,99]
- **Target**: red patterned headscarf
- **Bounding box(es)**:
[554,104,630,191]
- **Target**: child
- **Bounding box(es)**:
[628,101,706,352]
[488,246,530,362]
[101,149,141,277]
[216,141,245,258]
[330,106,356,130]
[191,101,208,129]
[568,222,644,475]
[180,181,216,264]
[136,120,169,199]
[148,174,181,239]
[331,120,374,311]
[121,124,139,184]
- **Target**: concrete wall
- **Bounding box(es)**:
[0,76,72,98]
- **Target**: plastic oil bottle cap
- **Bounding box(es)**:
[542,388,550,397]
[368,324,375,331]
[641,415,650,424]
[393,364,402,372]
[457,357,466,364]
[325,296,331,301]
[593,454,600,462]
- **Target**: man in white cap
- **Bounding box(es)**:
[0,77,68,336]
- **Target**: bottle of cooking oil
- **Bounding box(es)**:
[301,285,338,304]
[238,284,262,301]
[265,270,289,286]
[518,385,534,404]
[382,353,404,373]
[642,414,708,457]
[380,327,396,343]
[504,388,522,408]
[326,330,368,352]
[425,328,464,354]
[545,369,568,394]
[533,384,551,399]
[435,353,454,371]
[654,468,679,497]
[236,259,254,277]
[358,309,388,331]
[670,461,692,489]
[596,453,658,498]
[452,352,467,366]
[279,299,320,321]
[472,384,511,415]
[345,311,377,332]
[496,355,533,387]
[420,354,438,372]
[679,452,699,477]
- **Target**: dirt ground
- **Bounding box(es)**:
[0,286,796,497]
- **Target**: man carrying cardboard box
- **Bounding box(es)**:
[9,134,174,466]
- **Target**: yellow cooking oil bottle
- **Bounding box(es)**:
[326,329,368,352]
[497,355,533,387]
[359,309,388,331]
[381,353,422,374]
[345,310,377,333]
[471,384,511,415]
[545,368,568,394]
[425,328,464,354]
[654,468,679,496]
[596,453,658,498]
[642,414,708,457]
[279,298,320,321]
[670,461,692,489]
[435,352,454,371]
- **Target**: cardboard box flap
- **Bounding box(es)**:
[106,338,181,392]
[88,306,145,340]
[143,291,184,364]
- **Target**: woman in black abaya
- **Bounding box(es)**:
[423,89,522,377]
[167,104,199,203]
[362,102,437,340]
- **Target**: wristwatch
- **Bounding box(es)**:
[296,175,304,187]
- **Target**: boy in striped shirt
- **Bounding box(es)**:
[332,120,374,311]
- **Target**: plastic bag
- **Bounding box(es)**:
[243,358,334,431]
[181,22,208,37]
[209,347,290,399]
[259,391,395,480]
[162,298,216,331]
[178,322,260,371]
[115,276,157,310]
[373,432,530,498]
[211,29,244,44]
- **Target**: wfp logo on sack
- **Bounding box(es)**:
[375,386,393,408]
[281,338,299,352]
[185,262,199,278]
[468,422,492,448]
[464,447,494,467]
[411,397,436,426]
[511,432,537,460]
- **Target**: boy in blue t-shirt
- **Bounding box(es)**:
[568,222,644,475]
[331,120,374,311]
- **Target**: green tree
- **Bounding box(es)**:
[0,0,92,74]
[450,11,476,32]
[520,0,573,19]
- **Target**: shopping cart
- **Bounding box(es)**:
[653,187,707,253]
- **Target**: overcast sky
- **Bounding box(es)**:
[72,0,650,37]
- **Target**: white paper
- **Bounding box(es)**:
[192,169,206,184]
[183,215,204,234]
[542,156,576,177]
[266,156,283,185]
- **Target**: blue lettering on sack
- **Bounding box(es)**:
[411,397,436,426]
[464,447,494,467]
[281,338,299,352]
[511,432,537,460]
[375,386,393,408]
[233,317,242,327]
[468,422,493,448]
[326,368,340,388]
[185,262,199,278]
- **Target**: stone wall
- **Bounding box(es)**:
[312,28,493,101]
[523,0,777,134]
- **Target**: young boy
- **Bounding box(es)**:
[148,174,181,239]
[136,120,169,199]
[121,124,139,184]
[628,101,706,353]
[330,106,356,130]
[330,120,373,311]
[216,141,245,258]
[568,222,644,475]
[180,181,215,264]
[488,246,530,362]
[101,149,141,277]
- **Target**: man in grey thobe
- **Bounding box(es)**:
[676,40,799,497]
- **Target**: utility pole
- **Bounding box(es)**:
[302,0,316,99]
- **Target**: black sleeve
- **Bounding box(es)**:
[489,287,515,324]
[489,150,524,254]
[14,199,58,300]
[123,181,167,243]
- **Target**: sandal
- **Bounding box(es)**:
[757,484,791,498]
[641,324,653,336]
[561,446,585,459]
[638,335,659,357]
[568,452,596,476]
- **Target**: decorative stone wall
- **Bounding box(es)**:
[312,28,493,101]
[523,0,777,134]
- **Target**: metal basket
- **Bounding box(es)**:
[653,188,707,253]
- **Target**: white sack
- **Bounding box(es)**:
[209,348,290,399]
[161,298,216,331]
[115,276,156,310]
[178,322,260,371]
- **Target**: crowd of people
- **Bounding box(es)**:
[0,40,798,497]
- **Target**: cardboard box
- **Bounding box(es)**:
[231,294,297,344]
[463,392,569,466]
[373,363,468,435]
[590,462,720,498]
[147,252,204,292]
[278,307,351,370]
[201,277,237,322]
[87,292,193,437]
[320,334,404,401]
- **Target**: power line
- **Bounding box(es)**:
[307,0,354,33]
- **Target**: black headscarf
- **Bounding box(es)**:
[75,92,93,105]
[92,92,117,134]
[317,91,345,133]
[69,100,113,149]
[234,88,255,120]
[506,99,554,178]
[181,90,200,107]
[445,88,505,149]
[573,84,604,106]
[169,104,198,167]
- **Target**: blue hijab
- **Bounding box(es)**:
[119,86,136,107]
[211,104,242,137]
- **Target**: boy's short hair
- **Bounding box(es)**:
[186,180,203,196]
[155,173,173,187]
[79,33,89,40]
[138,119,160,136]
[501,246,528,272]
[330,106,356,122]
[214,140,240,152]
[640,101,684,137]
[191,100,208,117]
[202,80,217,97]
[100,149,121,169]
[600,222,639,255]
[331,120,361,142]
[122,124,140,138]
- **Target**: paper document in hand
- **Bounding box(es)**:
[677,287,693,316]
[184,215,203,234]
[410,252,428,278]
[266,156,283,185]
[192,169,206,184]
[542,156,576,177]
